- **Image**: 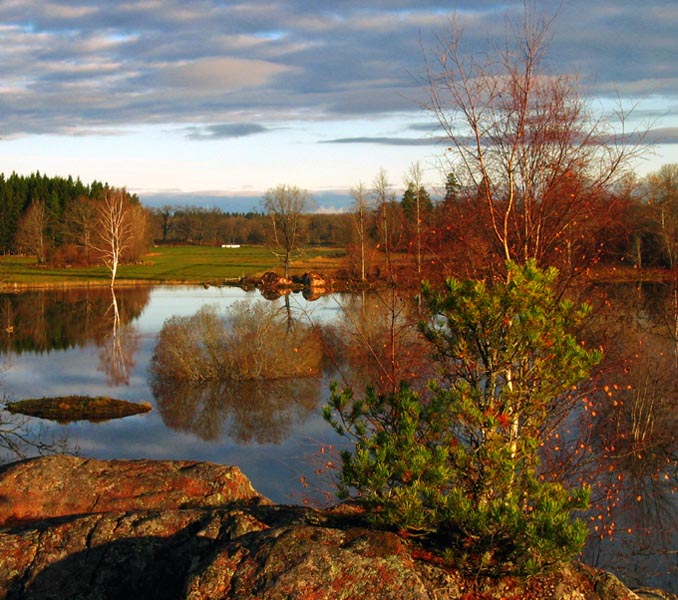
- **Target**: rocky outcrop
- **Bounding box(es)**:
[300,271,330,300]
[0,456,674,600]
[300,271,328,289]
[259,271,294,289]
[258,271,297,299]
[0,456,267,526]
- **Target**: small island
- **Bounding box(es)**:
[5,396,152,424]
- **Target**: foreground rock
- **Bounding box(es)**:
[0,456,673,600]
[0,456,267,526]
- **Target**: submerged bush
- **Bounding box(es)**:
[151,300,322,382]
[324,261,599,576]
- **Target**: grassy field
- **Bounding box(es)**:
[0,245,347,288]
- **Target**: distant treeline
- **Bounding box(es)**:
[4,166,678,281]
[0,172,143,264]
[149,205,352,247]
[147,164,678,281]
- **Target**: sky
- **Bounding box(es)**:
[0,1,676,213]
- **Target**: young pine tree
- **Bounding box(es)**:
[324,260,600,576]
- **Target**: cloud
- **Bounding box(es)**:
[0,0,674,138]
[321,136,444,146]
[158,57,293,93]
[186,123,271,140]
[322,127,678,148]
[638,127,678,144]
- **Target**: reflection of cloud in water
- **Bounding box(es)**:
[75,433,195,459]
[140,287,260,333]
[152,378,321,445]
[2,356,146,399]
[73,405,343,506]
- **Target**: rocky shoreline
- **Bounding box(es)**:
[0,456,673,600]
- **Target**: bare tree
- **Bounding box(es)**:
[371,169,397,280]
[350,182,372,282]
[262,185,315,278]
[645,163,678,269]
[426,3,641,272]
[91,189,132,287]
[15,199,48,264]
[154,205,175,243]
[403,162,427,277]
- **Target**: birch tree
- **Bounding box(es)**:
[91,189,131,287]
[402,162,431,277]
[645,163,678,268]
[372,169,396,279]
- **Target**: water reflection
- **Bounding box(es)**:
[0,286,150,354]
[149,297,324,444]
[0,286,150,463]
[0,283,674,590]
[323,290,430,393]
[153,378,321,444]
[0,409,71,461]
[558,280,678,589]
[149,300,323,381]
[98,289,141,386]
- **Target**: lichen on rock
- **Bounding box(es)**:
[0,456,673,600]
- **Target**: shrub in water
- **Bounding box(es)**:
[151,300,322,382]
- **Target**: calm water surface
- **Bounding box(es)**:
[0,283,675,591]
[0,285,345,504]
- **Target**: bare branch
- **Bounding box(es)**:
[424,3,645,274]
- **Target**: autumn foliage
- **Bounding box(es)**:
[325,261,600,576]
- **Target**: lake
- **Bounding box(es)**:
[0,285,347,505]
[0,283,675,591]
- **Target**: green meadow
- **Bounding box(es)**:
[0,245,346,288]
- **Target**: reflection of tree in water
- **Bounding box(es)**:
[0,287,150,461]
[151,300,322,382]
[551,281,678,589]
[152,378,321,444]
[0,299,15,340]
[0,286,150,354]
[0,411,72,464]
[322,291,430,394]
[591,332,676,586]
[150,299,323,444]
[97,289,140,386]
